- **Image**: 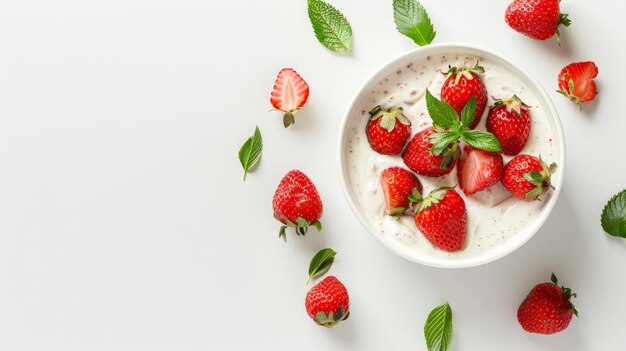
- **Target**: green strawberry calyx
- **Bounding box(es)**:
[551,272,579,317]
[556,79,583,113]
[444,61,485,85]
[413,186,455,213]
[314,306,350,328]
[493,95,531,117]
[369,105,411,133]
[555,13,572,47]
[278,216,322,242]
[523,156,557,201]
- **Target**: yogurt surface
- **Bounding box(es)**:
[344,53,558,261]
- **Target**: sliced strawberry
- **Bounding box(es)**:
[270,68,310,127]
[379,167,423,216]
[457,146,504,195]
[557,62,598,112]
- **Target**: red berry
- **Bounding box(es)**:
[502,155,557,201]
[402,127,459,177]
[366,106,412,155]
[270,68,310,128]
[440,64,487,129]
[486,95,532,155]
[557,61,599,112]
[505,0,571,42]
[457,146,503,196]
[414,188,466,252]
[518,273,578,334]
[272,170,323,240]
[380,167,423,215]
[305,276,350,328]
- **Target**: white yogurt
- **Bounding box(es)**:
[345,54,557,260]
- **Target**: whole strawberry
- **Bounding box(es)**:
[486,95,532,155]
[402,127,459,177]
[272,170,323,241]
[518,273,578,334]
[557,61,599,112]
[270,68,310,128]
[457,146,503,196]
[440,63,487,129]
[366,106,412,155]
[305,276,350,328]
[502,155,557,201]
[505,0,571,44]
[380,167,423,216]
[413,187,467,252]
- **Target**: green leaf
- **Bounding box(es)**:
[426,90,459,129]
[393,0,436,46]
[601,190,626,237]
[460,130,502,152]
[460,95,477,128]
[307,248,337,284]
[308,0,353,53]
[238,126,263,181]
[429,131,459,156]
[424,302,453,351]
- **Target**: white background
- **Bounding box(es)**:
[0,0,624,350]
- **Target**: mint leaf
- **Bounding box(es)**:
[429,131,459,156]
[426,90,459,129]
[238,126,263,181]
[424,302,453,351]
[308,0,352,53]
[460,95,477,128]
[460,130,502,152]
[601,190,626,237]
[307,248,337,284]
[393,0,436,46]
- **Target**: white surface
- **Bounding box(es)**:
[0,0,624,350]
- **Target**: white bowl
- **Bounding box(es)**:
[337,43,565,269]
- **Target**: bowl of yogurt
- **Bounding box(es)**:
[337,43,565,268]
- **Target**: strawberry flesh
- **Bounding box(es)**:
[380,167,423,214]
[557,61,598,109]
[458,146,504,196]
[270,68,310,127]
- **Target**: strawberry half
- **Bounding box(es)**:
[486,95,532,155]
[379,167,423,216]
[502,154,557,201]
[457,146,504,196]
[557,61,599,112]
[505,0,571,44]
[366,106,412,155]
[440,63,488,129]
[305,276,350,328]
[272,170,323,241]
[270,68,310,128]
[518,273,578,334]
[413,187,467,252]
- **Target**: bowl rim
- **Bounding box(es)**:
[336,42,565,269]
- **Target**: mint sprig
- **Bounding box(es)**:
[425,90,501,170]
[393,0,436,46]
[308,0,353,53]
[238,126,263,181]
[601,189,626,237]
[307,248,336,284]
[424,302,453,351]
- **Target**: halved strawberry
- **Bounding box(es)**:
[457,146,504,195]
[270,68,310,127]
[379,167,423,216]
[557,62,598,112]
